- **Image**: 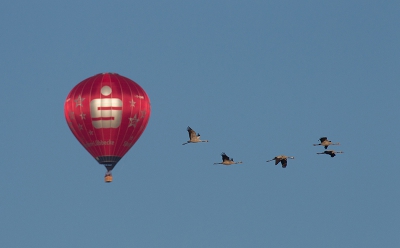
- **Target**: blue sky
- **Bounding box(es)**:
[1,1,399,247]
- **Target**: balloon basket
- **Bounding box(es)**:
[105,174,113,183]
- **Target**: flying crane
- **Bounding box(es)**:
[313,137,340,149]
[317,150,344,157]
[214,152,243,165]
[266,155,295,168]
[182,126,209,145]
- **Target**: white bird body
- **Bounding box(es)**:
[266,155,294,168]
[313,137,340,149]
[214,153,242,166]
[182,126,209,145]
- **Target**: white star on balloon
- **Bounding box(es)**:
[88,130,94,135]
[140,110,146,119]
[129,100,136,107]
[80,113,86,120]
[78,124,83,131]
[74,95,85,107]
[128,115,139,128]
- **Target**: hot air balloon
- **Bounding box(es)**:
[64,73,151,182]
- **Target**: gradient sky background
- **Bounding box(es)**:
[1,1,399,247]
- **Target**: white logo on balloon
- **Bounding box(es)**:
[90,86,123,129]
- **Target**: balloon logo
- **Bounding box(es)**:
[64,73,151,182]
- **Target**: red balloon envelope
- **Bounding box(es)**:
[64,73,151,181]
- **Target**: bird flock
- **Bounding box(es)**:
[183,126,343,168]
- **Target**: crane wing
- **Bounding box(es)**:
[187,126,196,139]
[324,150,335,157]
[281,159,288,168]
[221,153,230,162]
[319,137,328,142]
